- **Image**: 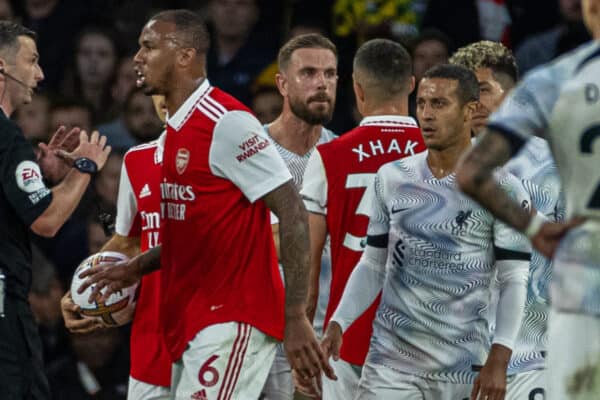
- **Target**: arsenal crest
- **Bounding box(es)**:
[175,148,190,175]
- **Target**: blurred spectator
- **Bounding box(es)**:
[207,0,278,106]
[421,0,561,50]
[14,92,50,143]
[48,96,93,135]
[123,89,164,143]
[87,218,109,255]
[61,25,120,124]
[0,0,17,21]
[251,85,283,124]
[411,28,452,84]
[409,29,451,117]
[29,245,70,367]
[97,87,164,150]
[94,150,125,218]
[111,55,137,109]
[47,329,129,400]
[22,0,110,91]
[516,0,590,74]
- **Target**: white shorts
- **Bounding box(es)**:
[547,309,600,400]
[321,358,361,400]
[260,343,293,400]
[128,376,170,400]
[170,322,277,400]
[505,369,545,400]
[355,362,471,400]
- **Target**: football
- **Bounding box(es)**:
[70,251,138,326]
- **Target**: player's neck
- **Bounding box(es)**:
[426,133,472,179]
[362,98,409,118]
[268,112,323,156]
[165,76,206,116]
[0,96,14,116]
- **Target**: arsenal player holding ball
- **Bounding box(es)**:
[78,9,334,400]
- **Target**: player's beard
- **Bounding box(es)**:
[289,93,334,125]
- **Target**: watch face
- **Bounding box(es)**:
[75,158,97,174]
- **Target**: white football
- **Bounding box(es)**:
[70,251,138,326]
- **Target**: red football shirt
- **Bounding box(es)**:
[115,133,171,386]
[302,116,425,365]
[161,79,292,360]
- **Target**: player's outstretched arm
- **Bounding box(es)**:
[456,129,528,231]
[31,130,111,237]
[77,245,161,303]
[263,181,335,381]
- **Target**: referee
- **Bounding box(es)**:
[0,21,110,399]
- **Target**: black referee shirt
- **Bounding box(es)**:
[0,109,52,300]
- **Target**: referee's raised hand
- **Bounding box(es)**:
[56,130,111,171]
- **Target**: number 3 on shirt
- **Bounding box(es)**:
[343,173,375,251]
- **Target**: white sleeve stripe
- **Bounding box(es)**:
[200,98,225,119]
[196,103,219,122]
[204,95,227,114]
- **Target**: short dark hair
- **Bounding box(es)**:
[411,28,452,56]
[150,9,210,54]
[0,21,36,61]
[422,64,479,105]
[278,33,337,71]
[449,40,518,88]
[353,39,412,98]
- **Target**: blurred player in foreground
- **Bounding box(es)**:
[61,96,170,400]
[456,1,600,398]
[77,9,333,399]
[323,64,531,400]
[298,38,425,399]
[451,41,563,399]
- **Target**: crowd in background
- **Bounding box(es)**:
[4,0,589,398]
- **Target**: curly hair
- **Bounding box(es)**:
[449,40,518,88]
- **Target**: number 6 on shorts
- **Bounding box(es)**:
[172,322,278,400]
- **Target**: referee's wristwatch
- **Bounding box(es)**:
[73,157,98,175]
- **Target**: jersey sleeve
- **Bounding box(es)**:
[301,149,328,215]
[487,67,560,151]
[1,133,52,226]
[209,110,292,203]
[492,171,532,257]
[115,157,140,237]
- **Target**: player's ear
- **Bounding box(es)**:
[464,100,477,122]
[275,72,287,97]
[176,47,196,68]
[408,76,416,95]
[352,74,365,104]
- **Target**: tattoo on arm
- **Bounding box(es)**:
[457,130,531,232]
[263,181,310,315]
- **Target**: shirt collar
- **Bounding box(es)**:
[359,115,418,127]
[154,131,166,164]
[167,79,212,131]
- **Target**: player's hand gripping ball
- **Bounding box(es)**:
[70,251,138,326]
